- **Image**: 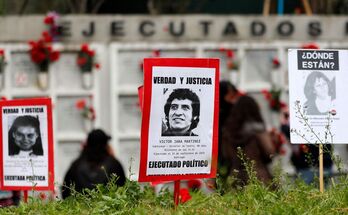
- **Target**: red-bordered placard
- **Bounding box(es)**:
[138,58,219,182]
[0,98,54,191]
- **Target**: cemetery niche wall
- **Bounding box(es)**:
[0,16,348,194]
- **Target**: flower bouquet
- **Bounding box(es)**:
[271,56,281,85]
[261,88,287,112]
[28,32,60,90]
[219,48,239,84]
[0,49,6,89]
[75,98,96,132]
[76,44,100,89]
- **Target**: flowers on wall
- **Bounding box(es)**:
[271,57,281,69]
[261,88,287,112]
[75,98,96,121]
[301,43,319,50]
[219,48,239,71]
[28,32,60,72]
[0,49,6,73]
[43,12,60,41]
[76,44,100,73]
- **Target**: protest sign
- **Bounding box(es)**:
[138,58,219,182]
[288,49,348,144]
[0,98,54,191]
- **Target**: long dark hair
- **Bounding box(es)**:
[8,115,43,156]
[81,129,110,164]
[223,96,265,146]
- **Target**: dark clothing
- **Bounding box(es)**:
[62,155,126,199]
[291,144,333,169]
[281,124,333,169]
[162,130,197,136]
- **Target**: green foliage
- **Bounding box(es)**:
[0,167,347,214]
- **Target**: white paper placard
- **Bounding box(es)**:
[288,49,348,144]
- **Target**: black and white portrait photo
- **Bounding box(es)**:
[8,115,44,156]
[162,88,200,136]
[303,71,336,115]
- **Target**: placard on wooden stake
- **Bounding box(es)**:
[288,49,348,192]
[138,58,219,205]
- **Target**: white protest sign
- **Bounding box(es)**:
[0,98,54,190]
[139,58,219,182]
[288,49,348,144]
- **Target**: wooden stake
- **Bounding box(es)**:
[302,0,313,15]
[23,190,28,203]
[263,0,271,16]
[174,180,180,207]
[319,144,324,193]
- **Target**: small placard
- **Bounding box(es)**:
[288,49,348,144]
[0,98,54,190]
[138,58,219,182]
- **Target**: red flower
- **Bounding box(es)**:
[179,188,191,203]
[44,16,54,25]
[42,31,52,43]
[0,96,7,100]
[49,51,60,62]
[0,49,4,56]
[87,49,95,57]
[89,107,96,120]
[39,192,47,200]
[152,50,160,57]
[95,63,100,69]
[77,57,87,66]
[76,99,86,110]
[226,49,234,58]
[187,179,202,191]
[272,57,280,68]
[301,43,319,49]
[81,44,89,53]
[261,89,272,100]
[300,144,309,153]
[219,47,226,52]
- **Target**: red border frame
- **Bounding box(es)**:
[138,58,219,182]
[0,98,54,191]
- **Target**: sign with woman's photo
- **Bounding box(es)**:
[288,49,348,143]
[138,58,219,182]
[0,98,54,190]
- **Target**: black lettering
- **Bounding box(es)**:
[277,21,294,36]
[308,21,322,37]
[56,21,71,37]
[169,21,185,37]
[82,21,95,37]
[223,21,238,36]
[111,21,125,36]
[251,21,266,36]
[139,21,155,37]
[200,20,212,36]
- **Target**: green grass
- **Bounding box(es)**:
[2,174,348,215]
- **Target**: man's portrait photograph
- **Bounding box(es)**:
[162,88,200,136]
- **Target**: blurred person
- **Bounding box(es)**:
[162,88,200,136]
[304,71,336,115]
[217,81,241,183]
[8,115,43,156]
[221,96,276,187]
[62,129,126,199]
